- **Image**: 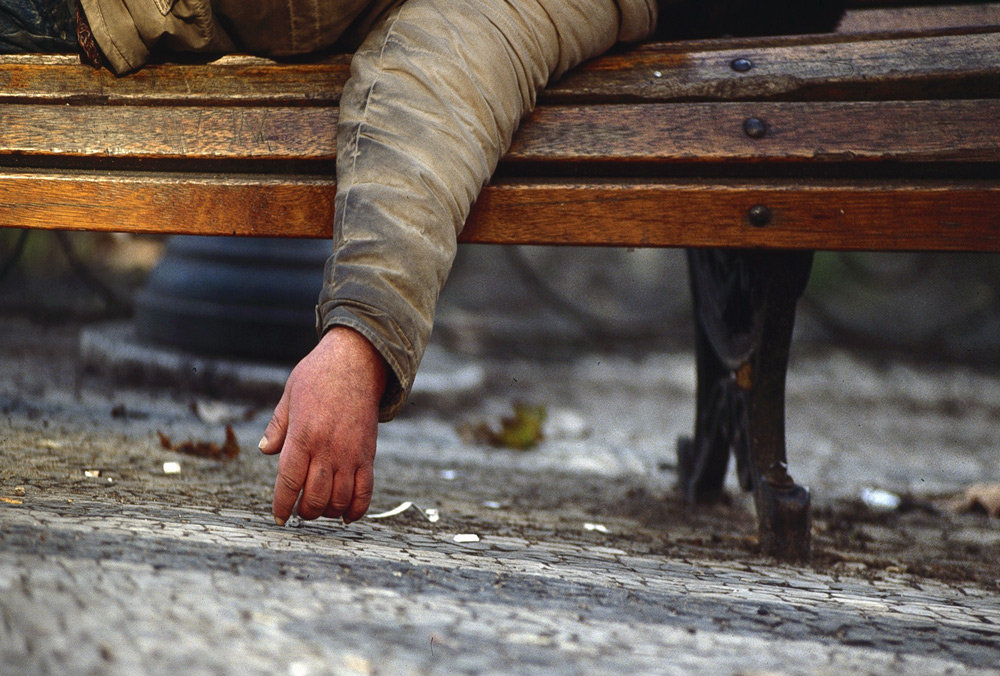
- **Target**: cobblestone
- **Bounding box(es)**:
[2,495,1000,675]
[3,318,1000,673]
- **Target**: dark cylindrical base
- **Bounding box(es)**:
[135,236,330,363]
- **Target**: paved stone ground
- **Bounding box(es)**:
[3,496,1000,676]
[2,316,1000,675]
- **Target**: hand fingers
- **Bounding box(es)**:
[272,445,308,526]
[296,462,335,520]
[320,470,354,521]
[344,465,374,524]
[258,389,290,456]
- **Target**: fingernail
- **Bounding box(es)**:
[258,436,268,452]
[274,514,286,527]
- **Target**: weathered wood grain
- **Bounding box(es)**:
[545,32,1000,103]
[0,105,337,160]
[0,54,351,106]
[0,172,335,238]
[839,4,1000,34]
[1,29,997,106]
[0,8,997,256]
[3,100,995,165]
[507,100,1000,164]
[2,172,997,252]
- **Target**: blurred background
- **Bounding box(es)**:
[2,229,999,370]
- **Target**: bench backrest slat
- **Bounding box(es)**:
[4,99,996,167]
[3,172,998,252]
[1,31,997,106]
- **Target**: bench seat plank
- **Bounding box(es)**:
[0,105,338,160]
[0,55,351,106]
[545,31,1000,103]
[1,29,997,107]
[4,99,996,166]
[3,171,997,251]
[509,100,1000,165]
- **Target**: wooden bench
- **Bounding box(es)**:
[2,1,998,560]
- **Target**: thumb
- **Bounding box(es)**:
[259,388,290,455]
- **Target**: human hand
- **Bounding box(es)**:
[259,326,387,526]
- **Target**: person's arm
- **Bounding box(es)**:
[263,0,658,526]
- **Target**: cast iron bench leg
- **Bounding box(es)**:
[678,248,814,560]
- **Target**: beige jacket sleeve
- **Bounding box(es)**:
[317,0,658,421]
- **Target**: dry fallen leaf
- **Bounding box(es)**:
[457,402,546,451]
[157,425,240,461]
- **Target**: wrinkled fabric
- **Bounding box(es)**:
[0,0,76,53]
[317,0,658,420]
[78,0,404,73]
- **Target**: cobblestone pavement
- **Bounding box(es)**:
[2,318,1000,675]
[3,496,1000,676]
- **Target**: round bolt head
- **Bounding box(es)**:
[731,58,753,73]
[743,117,767,139]
[748,205,772,227]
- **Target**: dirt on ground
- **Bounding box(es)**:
[2,411,998,592]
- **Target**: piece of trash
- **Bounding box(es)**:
[162,461,182,474]
[453,534,480,543]
[157,425,240,461]
[84,469,102,478]
[457,402,547,450]
[584,522,610,534]
[190,400,246,426]
[860,488,902,512]
[367,501,440,523]
[439,469,458,481]
[482,501,503,510]
[952,483,1000,518]
[13,486,25,497]
[1,497,23,505]
[367,501,414,519]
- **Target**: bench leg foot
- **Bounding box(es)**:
[754,465,812,562]
[681,248,814,561]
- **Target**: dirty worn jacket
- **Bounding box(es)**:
[81,0,658,420]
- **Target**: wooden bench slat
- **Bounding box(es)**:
[838,4,1000,34]
[0,55,351,106]
[2,28,997,107]
[2,171,997,252]
[0,105,337,160]
[470,181,1000,251]
[508,100,1000,164]
[3,99,995,165]
[0,171,335,237]
[546,31,1000,103]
